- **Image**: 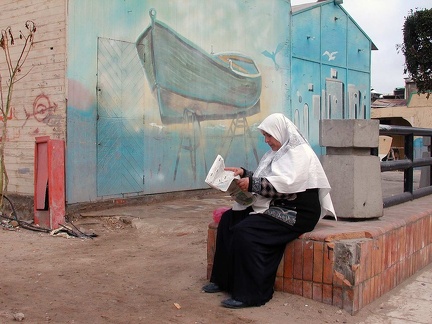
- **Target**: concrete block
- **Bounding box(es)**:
[322,154,383,219]
[320,119,379,148]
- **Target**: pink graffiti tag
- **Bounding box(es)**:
[33,94,57,122]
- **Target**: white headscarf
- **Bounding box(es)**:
[242,113,335,219]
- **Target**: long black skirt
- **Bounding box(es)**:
[210,189,321,306]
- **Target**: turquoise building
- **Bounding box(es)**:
[291,1,377,153]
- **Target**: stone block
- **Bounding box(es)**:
[320,119,379,148]
[322,154,383,218]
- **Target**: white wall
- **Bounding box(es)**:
[0,0,67,195]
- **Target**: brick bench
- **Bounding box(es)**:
[207,199,432,314]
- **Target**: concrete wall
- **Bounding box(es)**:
[0,0,67,195]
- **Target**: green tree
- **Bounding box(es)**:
[399,8,432,97]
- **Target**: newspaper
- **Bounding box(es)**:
[205,155,256,206]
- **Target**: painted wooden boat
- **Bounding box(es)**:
[136,9,261,124]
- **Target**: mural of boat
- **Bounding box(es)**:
[136,8,261,125]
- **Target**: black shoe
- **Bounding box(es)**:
[202,282,222,293]
[221,298,249,309]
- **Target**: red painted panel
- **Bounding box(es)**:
[34,137,65,229]
[48,139,65,229]
[34,137,50,210]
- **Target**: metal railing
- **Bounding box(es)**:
[378,124,432,207]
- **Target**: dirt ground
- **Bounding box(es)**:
[0,191,394,323]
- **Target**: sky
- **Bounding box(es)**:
[291,0,432,94]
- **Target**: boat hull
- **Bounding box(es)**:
[136,13,261,124]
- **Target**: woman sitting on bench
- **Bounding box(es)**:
[202,113,336,309]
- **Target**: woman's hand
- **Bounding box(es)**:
[236,177,249,192]
[225,167,248,191]
[224,167,244,177]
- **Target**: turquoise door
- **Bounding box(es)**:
[96,37,145,196]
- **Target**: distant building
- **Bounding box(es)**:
[371,79,432,159]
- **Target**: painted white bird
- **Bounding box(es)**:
[322,51,338,61]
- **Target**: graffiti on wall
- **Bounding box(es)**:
[21,93,61,128]
[23,94,58,124]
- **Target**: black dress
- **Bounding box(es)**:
[209,188,321,306]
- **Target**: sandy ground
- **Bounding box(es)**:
[0,191,412,323]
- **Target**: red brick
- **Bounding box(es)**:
[388,265,396,291]
[407,222,415,256]
[284,241,295,279]
[283,278,294,294]
[277,254,284,278]
[426,247,431,264]
[365,240,374,280]
[399,258,406,283]
[390,229,398,267]
[293,279,303,296]
[415,250,422,272]
[207,226,216,262]
[303,241,314,281]
[393,227,402,264]
[407,255,413,278]
[293,239,304,279]
[421,218,428,249]
[358,281,364,311]
[376,273,383,298]
[274,276,284,291]
[372,236,384,276]
[370,276,377,303]
[414,220,421,252]
[398,226,407,262]
[422,247,429,268]
[396,261,403,286]
[426,216,432,245]
[371,276,381,302]
[361,279,371,307]
[322,284,333,305]
[358,239,373,284]
[384,231,392,269]
[313,241,324,283]
[382,268,390,295]
[312,282,323,302]
[207,226,216,280]
[323,243,334,284]
[303,281,313,299]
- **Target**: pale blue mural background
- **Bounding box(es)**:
[66,0,292,203]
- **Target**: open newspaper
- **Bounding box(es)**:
[205,155,256,206]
